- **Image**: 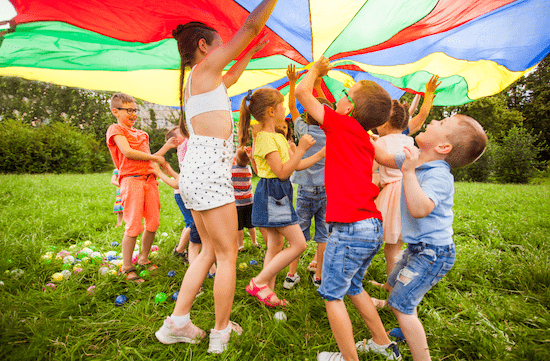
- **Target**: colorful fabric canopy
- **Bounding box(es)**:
[1,0,549,113]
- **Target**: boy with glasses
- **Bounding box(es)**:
[106,93,175,282]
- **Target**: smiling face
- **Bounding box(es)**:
[112,101,138,129]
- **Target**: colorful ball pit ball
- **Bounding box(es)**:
[154,292,167,303]
[58,250,70,258]
[167,270,176,278]
[0,281,4,286]
[61,270,71,279]
[51,272,64,282]
[42,283,56,291]
[83,241,92,247]
[73,267,83,273]
[11,269,24,278]
[238,262,248,271]
[115,295,128,306]
[62,263,72,270]
[87,285,96,294]
[161,232,168,237]
[172,291,179,301]
[98,267,110,276]
[139,270,149,278]
[249,260,258,266]
[111,241,119,247]
[151,245,159,252]
[63,255,75,264]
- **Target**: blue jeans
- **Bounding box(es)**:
[318,218,383,301]
[388,242,456,314]
[296,185,329,243]
[174,193,194,228]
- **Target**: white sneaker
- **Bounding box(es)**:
[312,274,322,287]
[283,273,300,289]
[317,351,345,361]
[155,316,206,344]
[356,338,402,360]
[207,321,243,354]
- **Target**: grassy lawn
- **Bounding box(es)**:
[0,173,548,360]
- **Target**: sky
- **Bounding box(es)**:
[0,0,16,29]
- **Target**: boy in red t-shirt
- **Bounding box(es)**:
[106,93,175,282]
[296,58,401,361]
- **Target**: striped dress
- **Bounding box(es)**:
[112,168,123,213]
[231,159,253,207]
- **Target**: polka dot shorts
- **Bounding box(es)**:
[179,135,235,211]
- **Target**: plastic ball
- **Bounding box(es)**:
[61,270,71,279]
[139,270,149,278]
[73,267,83,273]
[151,245,159,252]
[105,251,117,258]
[150,251,159,259]
[108,270,117,276]
[98,267,110,275]
[161,232,168,237]
[90,251,101,259]
[57,250,70,258]
[274,311,287,321]
[81,247,93,254]
[92,256,103,264]
[42,283,56,291]
[249,259,258,266]
[63,255,75,264]
[154,292,167,303]
[81,257,90,264]
[238,262,248,271]
[111,241,119,247]
[172,291,179,301]
[51,272,64,282]
[167,270,176,278]
[41,252,53,260]
[87,285,96,294]
[0,281,4,286]
[62,263,72,270]
[83,241,92,247]
[115,295,128,306]
[110,259,123,267]
[77,251,88,260]
[131,255,138,264]
[68,245,77,251]
[11,269,24,278]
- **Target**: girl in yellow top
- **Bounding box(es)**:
[238,88,325,307]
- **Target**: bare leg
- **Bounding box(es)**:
[325,299,360,361]
[314,242,326,281]
[259,227,268,247]
[348,291,392,345]
[249,227,258,246]
[384,239,404,283]
[137,230,155,265]
[288,251,299,276]
[237,230,245,251]
[262,229,284,290]
[393,307,431,361]
[175,227,191,254]
[121,234,137,271]
[188,242,201,265]
[116,212,124,227]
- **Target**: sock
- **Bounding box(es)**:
[170,313,190,327]
[219,321,232,334]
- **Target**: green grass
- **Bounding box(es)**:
[0,173,549,360]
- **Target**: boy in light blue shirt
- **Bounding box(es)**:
[371,114,487,361]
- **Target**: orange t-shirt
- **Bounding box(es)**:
[106,124,152,181]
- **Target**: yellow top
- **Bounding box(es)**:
[254,131,290,178]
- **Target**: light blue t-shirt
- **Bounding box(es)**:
[395,153,454,246]
[292,117,326,186]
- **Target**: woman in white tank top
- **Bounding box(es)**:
[154,0,279,354]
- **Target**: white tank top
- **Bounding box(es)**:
[184,65,232,137]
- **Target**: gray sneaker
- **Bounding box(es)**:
[155,316,206,344]
[317,351,345,361]
[356,338,402,360]
[283,273,300,289]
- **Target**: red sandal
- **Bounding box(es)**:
[245,278,288,308]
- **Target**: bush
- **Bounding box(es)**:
[492,125,546,184]
[451,134,494,183]
[0,119,111,173]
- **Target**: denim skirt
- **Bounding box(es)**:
[252,178,298,228]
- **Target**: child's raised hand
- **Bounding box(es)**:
[401,145,420,173]
[287,64,299,83]
[425,75,441,96]
[297,134,316,151]
[244,146,253,158]
[251,34,269,54]
[311,56,333,78]
[166,136,180,149]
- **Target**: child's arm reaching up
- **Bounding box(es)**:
[295,56,332,125]
[401,145,434,218]
[224,35,269,88]
[150,162,179,189]
[154,137,179,157]
[287,64,300,122]
[408,75,441,135]
[265,134,315,180]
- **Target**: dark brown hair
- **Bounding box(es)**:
[306,97,334,126]
[387,99,409,131]
[238,88,284,147]
[235,147,250,167]
[350,80,392,132]
[165,126,179,141]
[173,22,217,138]
[445,115,488,169]
[110,93,136,109]
[276,117,293,141]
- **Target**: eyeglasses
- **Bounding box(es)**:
[342,89,355,116]
[117,107,140,115]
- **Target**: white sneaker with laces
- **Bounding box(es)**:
[317,351,345,361]
[207,321,243,354]
[356,338,402,360]
[283,273,300,289]
[312,274,322,287]
[155,316,206,344]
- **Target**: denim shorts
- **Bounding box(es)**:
[296,185,329,243]
[174,193,194,228]
[189,222,201,244]
[387,242,456,315]
[252,178,298,228]
[318,218,383,301]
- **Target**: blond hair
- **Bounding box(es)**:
[110,93,136,109]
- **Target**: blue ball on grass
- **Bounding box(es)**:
[167,270,176,278]
[172,291,179,301]
[115,295,128,307]
[111,241,119,247]
[249,260,258,266]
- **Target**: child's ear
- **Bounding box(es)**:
[111,108,118,116]
[435,142,452,155]
[198,38,208,54]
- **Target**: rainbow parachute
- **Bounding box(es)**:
[1,0,549,114]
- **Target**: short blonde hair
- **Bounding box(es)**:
[445,115,488,169]
[110,93,136,109]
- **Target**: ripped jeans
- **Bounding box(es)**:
[387,242,455,314]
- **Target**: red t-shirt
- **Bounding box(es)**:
[106,124,152,181]
[321,108,381,223]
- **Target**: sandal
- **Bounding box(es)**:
[137,261,158,271]
[245,278,288,308]
[307,261,317,273]
[119,267,144,283]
